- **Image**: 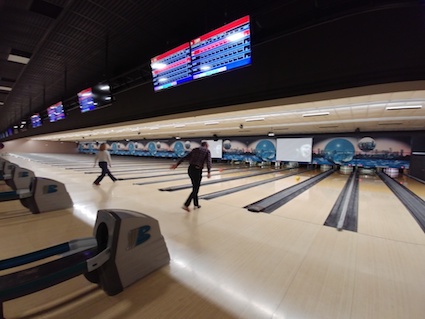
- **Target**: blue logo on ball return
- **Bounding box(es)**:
[43,185,58,194]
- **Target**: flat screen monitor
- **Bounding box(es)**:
[150,15,251,91]
[47,101,65,122]
[78,83,112,113]
[276,138,313,163]
[205,139,223,159]
[190,15,251,80]
[151,43,192,91]
[31,113,42,128]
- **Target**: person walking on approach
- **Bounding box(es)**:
[93,143,117,185]
[170,141,212,211]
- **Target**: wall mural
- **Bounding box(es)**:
[312,136,411,168]
[78,134,411,168]
[79,138,277,162]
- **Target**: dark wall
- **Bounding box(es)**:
[8,3,425,138]
[410,156,425,180]
[410,133,425,180]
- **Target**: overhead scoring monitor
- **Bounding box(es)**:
[151,43,192,92]
[78,83,112,113]
[47,101,65,122]
[150,15,251,91]
[31,113,42,128]
[190,15,251,80]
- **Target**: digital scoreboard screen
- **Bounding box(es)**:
[31,114,42,128]
[190,15,251,80]
[78,83,112,113]
[78,88,95,113]
[47,101,65,122]
[151,43,192,92]
[150,15,251,91]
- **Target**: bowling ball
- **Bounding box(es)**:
[323,138,355,164]
[184,141,191,149]
[0,142,3,149]
[218,168,223,172]
[295,176,300,181]
[255,140,276,161]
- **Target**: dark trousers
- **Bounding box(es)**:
[94,161,117,184]
[184,165,203,207]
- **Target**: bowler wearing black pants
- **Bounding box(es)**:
[170,141,212,212]
[93,143,117,185]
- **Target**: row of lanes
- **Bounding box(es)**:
[18,153,425,244]
[2,152,425,319]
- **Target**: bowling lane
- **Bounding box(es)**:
[0,182,13,192]
[0,198,30,216]
[358,175,425,244]
[270,171,349,224]
[195,168,304,196]
[395,174,425,200]
[208,169,323,207]
[117,166,247,181]
[143,166,281,190]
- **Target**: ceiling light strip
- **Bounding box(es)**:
[302,112,330,117]
[245,117,265,122]
[0,86,12,92]
[385,105,422,110]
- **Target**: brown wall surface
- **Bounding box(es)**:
[1,139,78,154]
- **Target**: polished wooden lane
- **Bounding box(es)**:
[358,176,425,244]
[206,169,320,208]
[270,171,349,224]
[1,154,425,319]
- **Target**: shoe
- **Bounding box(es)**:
[181,205,190,212]
[93,182,100,186]
[194,205,201,209]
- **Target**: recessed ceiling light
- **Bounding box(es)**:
[302,112,330,117]
[0,86,12,92]
[385,105,422,110]
[245,117,265,122]
[205,121,219,125]
[267,132,275,136]
[8,54,30,64]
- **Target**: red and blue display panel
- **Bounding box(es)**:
[47,102,65,122]
[31,113,42,128]
[78,88,95,113]
[151,15,251,91]
[77,83,112,113]
[151,43,192,91]
[190,15,251,80]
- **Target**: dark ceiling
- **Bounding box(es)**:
[0,0,420,134]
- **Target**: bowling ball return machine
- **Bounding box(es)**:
[0,165,35,201]
[0,209,170,319]
[0,162,18,181]
[0,164,73,214]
